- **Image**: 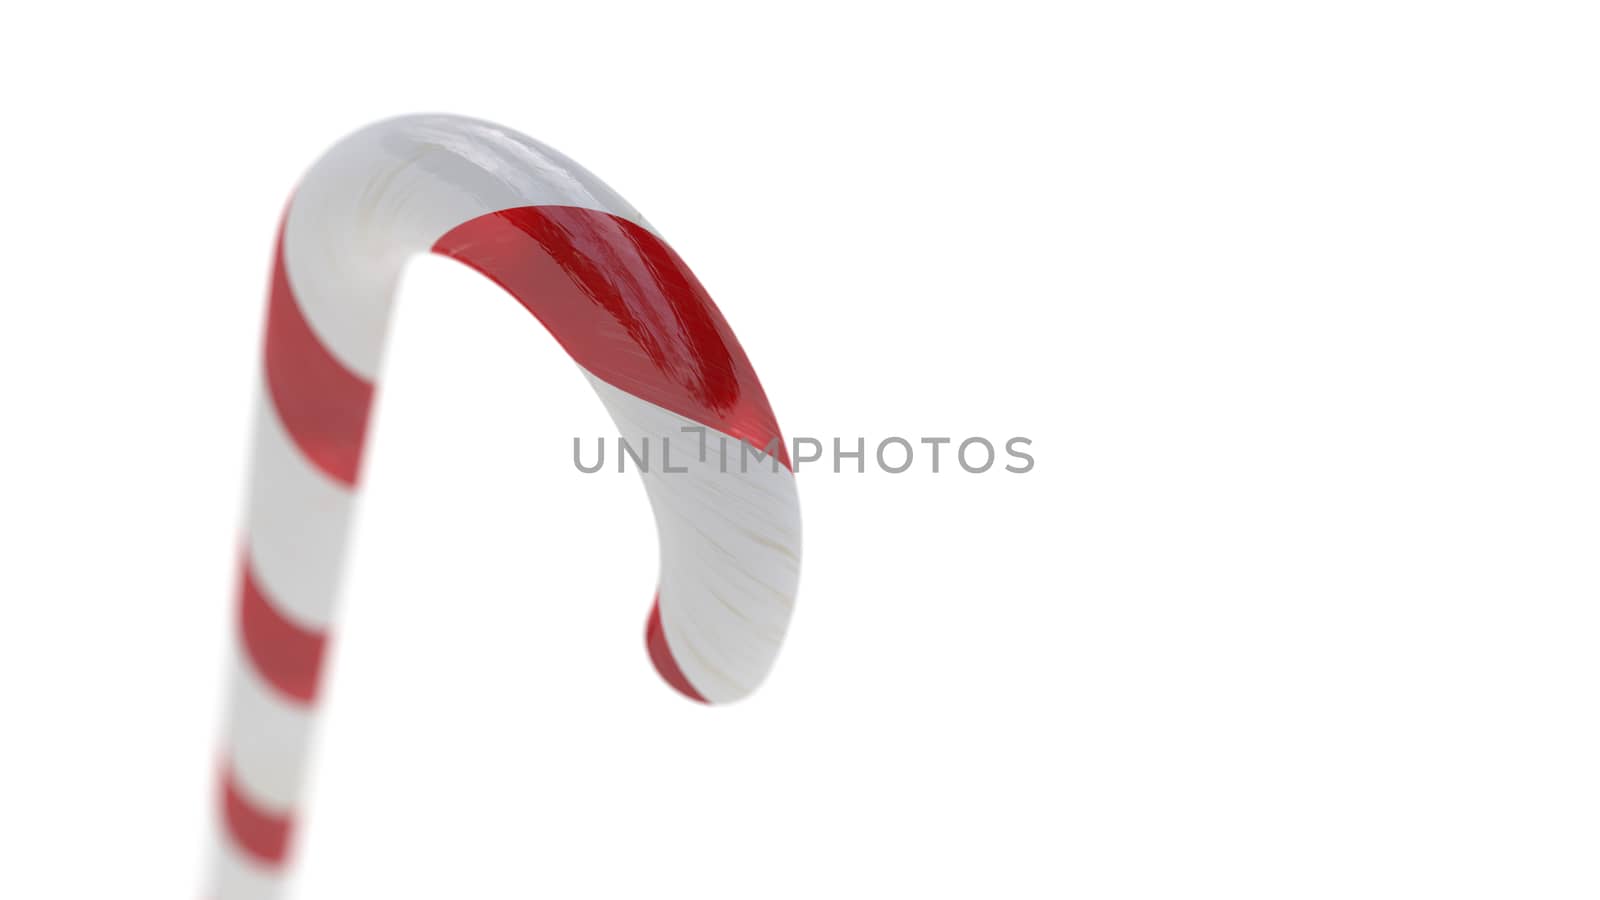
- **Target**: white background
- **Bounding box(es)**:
[2,2,1598,897]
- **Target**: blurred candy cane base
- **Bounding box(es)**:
[212,114,802,899]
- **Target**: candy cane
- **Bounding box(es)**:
[212,114,802,899]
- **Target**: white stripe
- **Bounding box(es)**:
[282,113,656,379]
[585,373,802,703]
[210,836,285,900]
[246,391,353,630]
[227,656,316,815]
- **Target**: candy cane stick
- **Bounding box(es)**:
[212,114,802,899]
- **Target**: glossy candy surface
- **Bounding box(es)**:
[213,114,801,899]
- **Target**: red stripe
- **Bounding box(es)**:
[432,207,790,469]
[646,598,707,703]
[264,227,375,486]
[239,558,328,704]
[221,764,294,866]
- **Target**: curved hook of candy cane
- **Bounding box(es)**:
[212,115,800,898]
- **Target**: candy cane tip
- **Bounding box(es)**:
[646,599,710,704]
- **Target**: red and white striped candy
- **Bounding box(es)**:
[213,114,802,899]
